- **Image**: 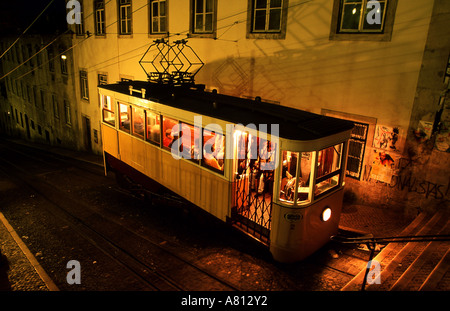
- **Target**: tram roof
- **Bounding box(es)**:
[98,81,354,141]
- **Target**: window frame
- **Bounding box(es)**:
[330,0,398,41]
[201,128,225,175]
[189,0,217,38]
[131,106,145,139]
[118,102,131,133]
[145,110,162,146]
[80,70,89,101]
[314,143,345,200]
[94,0,106,36]
[118,0,133,35]
[247,0,289,40]
[101,95,115,127]
[149,0,168,35]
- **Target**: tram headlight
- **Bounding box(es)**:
[321,207,332,222]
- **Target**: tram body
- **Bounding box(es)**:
[98,81,353,263]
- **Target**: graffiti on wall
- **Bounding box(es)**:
[362,161,450,201]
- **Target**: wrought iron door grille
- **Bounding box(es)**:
[231,164,273,245]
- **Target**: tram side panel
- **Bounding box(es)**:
[270,189,344,263]
[104,123,231,222]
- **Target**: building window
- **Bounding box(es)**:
[247,0,288,39]
[52,94,60,119]
[64,100,71,125]
[346,122,369,180]
[60,55,68,75]
[40,90,46,110]
[150,0,167,34]
[48,49,55,72]
[80,70,89,101]
[119,0,132,35]
[76,0,85,35]
[95,0,106,35]
[190,0,216,37]
[339,0,387,33]
[35,45,41,66]
[98,73,108,85]
[330,0,398,41]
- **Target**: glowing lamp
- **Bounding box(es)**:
[321,207,332,222]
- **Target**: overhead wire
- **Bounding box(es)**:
[0,0,55,60]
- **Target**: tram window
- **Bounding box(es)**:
[315,143,343,198]
[162,116,178,150]
[297,152,312,203]
[202,129,225,173]
[146,111,161,146]
[279,151,298,204]
[132,107,145,139]
[101,95,114,126]
[179,122,201,162]
[118,103,130,133]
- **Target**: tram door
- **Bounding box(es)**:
[231,131,275,244]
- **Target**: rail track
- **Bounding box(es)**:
[0,139,240,291]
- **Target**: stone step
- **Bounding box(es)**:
[341,210,450,291]
[341,212,429,291]
[390,219,450,291]
[419,248,450,291]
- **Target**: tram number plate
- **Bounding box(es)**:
[284,213,302,222]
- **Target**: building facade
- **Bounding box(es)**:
[1,0,449,214]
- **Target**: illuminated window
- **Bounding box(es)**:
[132,107,145,139]
[146,110,161,146]
[178,122,201,162]
[119,0,132,35]
[102,95,114,126]
[202,128,225,174]
[118,103,131,133]
[150,0,167,34]
[315,143,343,198]
[60,55,68,75]
[279,151,298,204]
[330,0,397,41]
[339,0,387,33]
[162,116,178,150]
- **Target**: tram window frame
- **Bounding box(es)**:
[162,116,179,151]
[118,102,131,133]
[201,128,225,175]
[179,122,201,164]
[131,106,145,139]
[145,110,162,146]
[314,143,344,199]
[101,95,115,127]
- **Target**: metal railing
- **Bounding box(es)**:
[331,233,450,291]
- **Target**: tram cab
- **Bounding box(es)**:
[98,81,353,263]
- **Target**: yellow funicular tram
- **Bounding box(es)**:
[98,40,354,262]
